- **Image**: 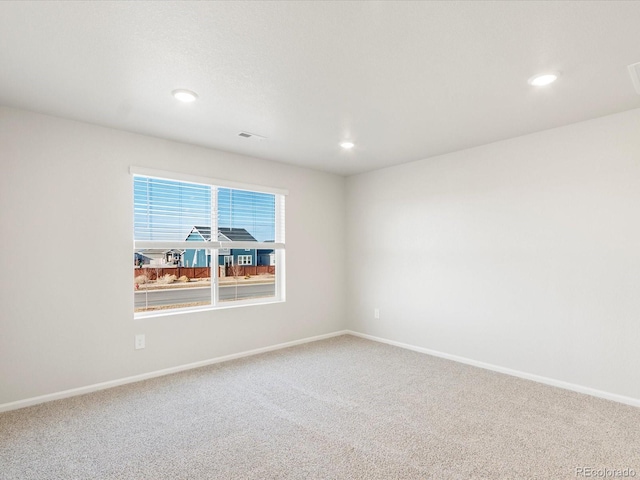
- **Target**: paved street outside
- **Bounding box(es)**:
[134,275,276,311]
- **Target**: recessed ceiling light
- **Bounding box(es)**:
[340,141,355,150]
[528,72,560,87]
[172,89,198,102]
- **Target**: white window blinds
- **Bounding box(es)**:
[132,171,285,251]
[133,176,212,242]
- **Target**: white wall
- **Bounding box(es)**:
[0,107,346,405]
[346,108,640,401]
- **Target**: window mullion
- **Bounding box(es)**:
[211,186,219,307]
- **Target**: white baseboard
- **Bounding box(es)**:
[346,330,640,409]
[0,330,349,413]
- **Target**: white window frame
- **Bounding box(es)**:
[237,255,252,266]
[131,167,287,318]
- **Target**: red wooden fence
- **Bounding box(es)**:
[134,265,275,280]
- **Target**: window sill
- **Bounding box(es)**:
[134,297,286,319]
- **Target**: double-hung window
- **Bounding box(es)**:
[132,168,286,316]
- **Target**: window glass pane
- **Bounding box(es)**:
[217,188,275,243]
[134,177,211,241]
[134,251,212,313]
[217,251,277,302]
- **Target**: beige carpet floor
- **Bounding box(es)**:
[1,335,639,479]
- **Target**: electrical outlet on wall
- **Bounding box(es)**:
[374,308,380,319]
[135,334,145,350]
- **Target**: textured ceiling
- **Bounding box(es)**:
[1,1,640,176]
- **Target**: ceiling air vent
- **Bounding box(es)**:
[627,62,640,94]
[238,131,267,140]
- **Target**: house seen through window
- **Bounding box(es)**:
[133,171,286,315]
